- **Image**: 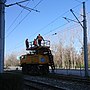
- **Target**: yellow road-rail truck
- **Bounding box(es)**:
[20,40,55,74]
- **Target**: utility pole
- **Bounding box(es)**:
[83,2,88,77]
[0,0,6,73]
[64,2,88,77]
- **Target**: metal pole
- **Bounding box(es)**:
[0,0,6,73]
[83,2,88,77]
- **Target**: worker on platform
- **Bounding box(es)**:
[36,34,44,46]
[33,39,37,46]
[25,39,29,49]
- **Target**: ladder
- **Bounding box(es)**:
[48,51,55,72]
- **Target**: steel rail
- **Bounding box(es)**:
[24,77,66,90]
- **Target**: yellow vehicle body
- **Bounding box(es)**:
[20,54,49,65]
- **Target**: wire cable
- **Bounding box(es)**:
[6,0,44,52]
[6,0,44,38]
[6,1,83,53]
[6,22,82,53]
[6,0,31,32]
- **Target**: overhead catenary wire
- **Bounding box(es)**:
[6,0,31,32]
[6,22,82,53]
[6,0,44,38]
[10,10,74,49]
[6,3,82,52]
[6,1,89,53]
[7,15,82,53]
[43,23,69,36]
[6,0,81,38]
[23,3,82,39]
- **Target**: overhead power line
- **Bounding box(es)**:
[6,1,82,52]
[6,0,81,38]
[43,23,68,36]
[6,0,31,32]
[6,22,82,53]
[6,0,44,38]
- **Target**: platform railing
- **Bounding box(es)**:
[41,40,50,47]
[29,40,50,48]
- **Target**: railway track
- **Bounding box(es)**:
[4,70,90,90]
[23,74,90,90]
[24,76,66,90]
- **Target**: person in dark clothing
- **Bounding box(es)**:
[25,39,29,49]
[36,34,44,46]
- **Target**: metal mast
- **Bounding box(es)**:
[64,2,88,77]
[83,2,88,77]
[0,0,6,73]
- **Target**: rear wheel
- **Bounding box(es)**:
[39,64,49,74]
[22,64,28,74]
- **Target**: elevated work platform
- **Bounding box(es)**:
[26,40,50,51]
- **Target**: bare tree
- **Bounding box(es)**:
[88,43,90,68]
[5,53,20,68]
